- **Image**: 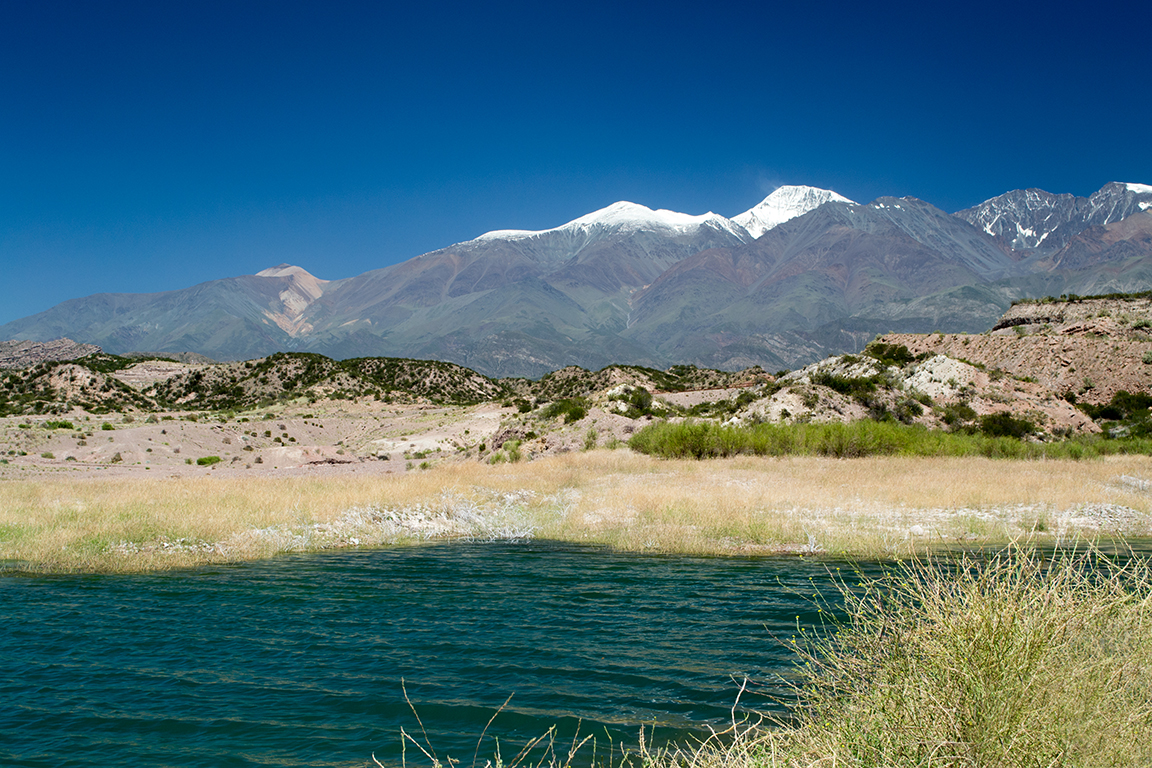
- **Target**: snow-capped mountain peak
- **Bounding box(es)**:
[475,201,749,242]
[732,185,855,238]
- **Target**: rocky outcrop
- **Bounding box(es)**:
[0,338,100,369]
[881,295,1152,405]
[992,296,1152,331]
[733,350,1097,436]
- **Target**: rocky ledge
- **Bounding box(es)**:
[0,338,101,369]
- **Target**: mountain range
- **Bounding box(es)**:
[4,182,1152,378]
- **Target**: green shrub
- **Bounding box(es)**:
[44,420,74,430]
[503,439,522,463]
[541,397,588,424]
[891,397,923,424]
[810,371,881,401]
[628,387,653,414]
[583,428,598,451]
[942,402,978,426]
[40,452,54,459]
[101,422,114,431]
[978,411,1035,438]
[196,455,222,466]
[863,342,915,366]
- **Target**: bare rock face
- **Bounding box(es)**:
[992,296,1152,331]
[880,295,1152,406]
[899,354,1097,435]
[0,338,100,369]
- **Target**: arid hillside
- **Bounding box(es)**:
[879,295,1152,405]
[5,294,1152,481]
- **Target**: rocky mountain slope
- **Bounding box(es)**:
[0,338,100,369]
[955,182,1152,255]
[4,183,1152,377]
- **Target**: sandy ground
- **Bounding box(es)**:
[0,400,519,480]
[658,386,753,408]
[0,396,659,480]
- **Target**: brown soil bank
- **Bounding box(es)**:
[881,296,1152,405]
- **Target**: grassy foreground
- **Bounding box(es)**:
[2,450,1151,572]
[640,547,1152,768]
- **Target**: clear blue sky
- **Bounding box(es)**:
[2,0,1150,324]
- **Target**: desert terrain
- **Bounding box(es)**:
[4,295,1152,572]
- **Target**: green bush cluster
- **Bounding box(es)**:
[976,411,1035,438]
[541,397,588,423]
[1080,389,1152,421]
[863,341,917,366]
[628,419,1152,460]
[487,439,523,464]
[807,371,927,424]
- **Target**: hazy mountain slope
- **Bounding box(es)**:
[0,268,336,360]
[293,202,751,375]
[1042,211,1152,272]
[622,197,1019,368]
[4,182,1152,378]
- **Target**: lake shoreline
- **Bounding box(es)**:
[3,450,1151,573]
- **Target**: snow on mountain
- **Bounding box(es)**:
[1088,182,1152,226]
[732,185,856,238]
[953,188,1083,251]
[475,201,751,243]
[955,182,1152,254]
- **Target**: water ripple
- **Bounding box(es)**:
[0,542,858,768]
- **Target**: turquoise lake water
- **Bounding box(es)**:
[0,542,865,767]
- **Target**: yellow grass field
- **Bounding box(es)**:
[2,450,1151,572]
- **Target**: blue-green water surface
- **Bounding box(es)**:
[0,542,861,767]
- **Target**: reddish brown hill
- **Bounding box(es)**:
[879,298,1152,405]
